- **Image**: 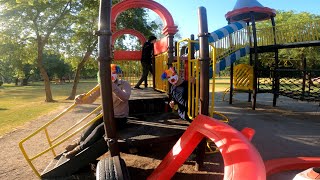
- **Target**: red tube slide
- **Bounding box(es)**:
[265,157,320,176]
[148,114,266,180]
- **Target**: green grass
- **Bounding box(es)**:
[0,80,97,136]
[211,77,230,92]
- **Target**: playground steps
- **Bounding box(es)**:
[129,88,169,115]
[41,138,108,179]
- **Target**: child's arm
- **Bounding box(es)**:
[75,86,101,104]
[112,81,131,102]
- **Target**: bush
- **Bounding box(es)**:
[0,81,3,86]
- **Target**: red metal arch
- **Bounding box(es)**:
[111,0,178,35]
[112,29,147,45]
[112,29,146,61]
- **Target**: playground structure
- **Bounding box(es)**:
[18,0,320,179]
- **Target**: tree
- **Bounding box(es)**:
[0,0,164,101]
[0,0,81,102]
[256,10,320,68]
[65,0,162,99]
[0,26,37,85]
[64,0,99,100]
[41,53,71,81]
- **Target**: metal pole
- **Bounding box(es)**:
[250,13,258,110]
[174,41,178,57]
[198,8,210,116]
[247,21,252,102]
[229,63,234,104]
[302,57,307,100]
[168,34,175,68]
[189,34,195,81]
[167,35,174,94]
[190,34,195,59]
[228,19,234,104]
[152,56,156,89]
[196,6,210,171]
[271,16,279,107]
[98,0,119,156]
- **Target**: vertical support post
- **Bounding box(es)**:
[98,0,119,156]
[187,34,195,81]
[302,57,307,100]
[247,21,252,102]
[271,16,279,107]
[229,63,234,104]
[228,19,234,104]
[190,34,195,59]
[174,41,178,56]
[196,6,210,171]
[250,13,258,110]
[152,57,156,89]
[168,34,175,68]
[167,35,174,93]
[198,7,210,118]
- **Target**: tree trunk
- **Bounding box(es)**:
[21,78,28,86]
[15,78,19,86]
[37,40,54,102]
[66,50,93,100]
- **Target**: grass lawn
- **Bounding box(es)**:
[0,80,97,136]
[212,77,230,92]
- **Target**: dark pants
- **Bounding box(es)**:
[135,61,152,88]
[79,116,127,150]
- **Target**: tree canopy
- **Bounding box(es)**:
[0,0,162,101]
[236,10,320,69]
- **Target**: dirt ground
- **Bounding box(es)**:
[0,93,319,180]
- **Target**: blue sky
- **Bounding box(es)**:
[150,0,320,38]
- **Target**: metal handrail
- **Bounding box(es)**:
[256,19,320,46]
[19,84,101,178]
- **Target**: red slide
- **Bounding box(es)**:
[265,157,320,176]
[148,114,266,180]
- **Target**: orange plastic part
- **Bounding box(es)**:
[148,114,266,180]
[240,127,256,141]
[265,157,320,176]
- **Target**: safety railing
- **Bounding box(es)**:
[209,45,230,123]
[176,38,200,81]
[154,52,169,93]
[18,85,103,178]
[175,38,199,120]
[114,60,153,87]
[256,19,320,46]
[178,40,228,122]
[187,58,200,119]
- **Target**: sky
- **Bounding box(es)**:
[150,0,320,38]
